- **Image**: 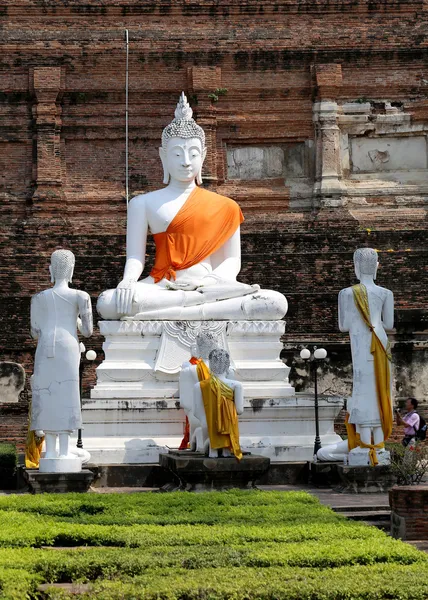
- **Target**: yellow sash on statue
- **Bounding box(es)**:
[200,375,242,461]
[196,359,211,384]
[25,400,44,469]
[346,284,393,466]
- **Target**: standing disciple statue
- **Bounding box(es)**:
[193,348,243,459]
[179,332,218,451]
[97,93,287,321]
[317,248,394,465]
[30,250,93,472]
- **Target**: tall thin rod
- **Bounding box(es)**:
[313,359,322,456]
[125,29,129,207]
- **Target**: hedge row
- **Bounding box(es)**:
[0,491,426,599]
[0,509,392,548]
[0,490,326,526]
[5,564,428,600]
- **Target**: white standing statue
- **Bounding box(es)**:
[97,92,287,321]
[30,250,93,473]
[193,348,243,459]
[179,332,219,451]
[317,248,394,466]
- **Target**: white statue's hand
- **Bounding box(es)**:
[116,279,136,315]
[167,278,200,291]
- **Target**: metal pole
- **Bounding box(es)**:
[77,360,84,449]
[125,29,129,207]
[313,358,321,455]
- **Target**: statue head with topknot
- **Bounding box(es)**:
[354,248,379,281]
[50,249,75,284]
[160,92,207,186]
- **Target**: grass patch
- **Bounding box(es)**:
[0,490,425,599]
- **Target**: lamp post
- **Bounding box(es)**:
[300,346,328,457]
[77,346,97,449]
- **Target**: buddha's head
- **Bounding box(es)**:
[195,332,218,360]
[354,248,378,281]
[50,249,75,284]
[209,348,230,376]
[160,93,207,185]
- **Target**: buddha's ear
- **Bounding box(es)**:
[374,261,379,281]
[49,265,54,284]
[197,146,207,185]
[159,147,170,185]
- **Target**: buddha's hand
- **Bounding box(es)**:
[116,279,137,315]
[166,278,200,291]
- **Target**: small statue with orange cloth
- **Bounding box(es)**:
[179,332,219,451]
[193,348,243,460]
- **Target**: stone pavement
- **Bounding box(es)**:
[257,484,390,510]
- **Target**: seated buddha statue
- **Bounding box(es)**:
[97,93,287,321]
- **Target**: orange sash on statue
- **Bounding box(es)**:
[150,186,244,283]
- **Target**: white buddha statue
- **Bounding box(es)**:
[97,93,287,321]
[317,248,394,465]
[30,250,93,472]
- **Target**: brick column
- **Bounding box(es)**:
[31,67,64,205]
[313,64,345,203]
[187,66,221,188]
[390,485,428,540]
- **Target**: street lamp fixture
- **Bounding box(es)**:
[300,346,328,457]
[77,345,97,449]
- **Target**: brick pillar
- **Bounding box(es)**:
[30,67,64,206]
[313,64,345,204]
[187,66,221,189]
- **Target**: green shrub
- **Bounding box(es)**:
[0,491,426,599]
[390,442,428,485]
[0,443,17,490]
[41,564,428,600]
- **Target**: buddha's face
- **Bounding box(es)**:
[160,137,206,185]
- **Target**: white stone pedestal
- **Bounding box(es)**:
[79,320,344,464]
[39,457,82,473]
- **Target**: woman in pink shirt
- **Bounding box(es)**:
[396,397,420,447]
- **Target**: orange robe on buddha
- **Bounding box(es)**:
[150,186,244,283]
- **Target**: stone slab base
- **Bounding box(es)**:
[309,461,342,487]
[88,461,309,488]
[39,457,82,473]
[336,465,397,494]
[24,469,95,494]
[159,451,270,491]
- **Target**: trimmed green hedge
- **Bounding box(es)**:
[0,491,426,599]
[0,443,17,490]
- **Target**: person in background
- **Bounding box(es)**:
[396,397,420,447]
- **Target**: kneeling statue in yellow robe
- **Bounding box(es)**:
[193,349,243,460]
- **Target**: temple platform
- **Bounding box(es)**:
[77,319,344,464]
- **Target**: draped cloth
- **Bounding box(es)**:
[346,283,393,466]
[200,375,242,461]
[25,401,44,469]
[178,357,210,450]
[150,186,244,283]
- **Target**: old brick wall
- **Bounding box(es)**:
[390,485,428,540]
[1,0,428,449]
